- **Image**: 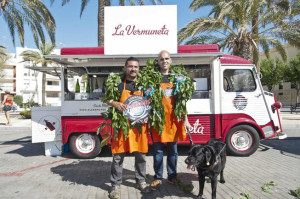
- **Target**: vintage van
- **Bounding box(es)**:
[42,44,282,158]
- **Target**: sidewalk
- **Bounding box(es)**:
[0,111,31,130]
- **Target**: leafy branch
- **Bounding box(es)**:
[261,181,277,194]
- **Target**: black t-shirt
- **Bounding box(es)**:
[162,75,171,83]
[118,79,139,94]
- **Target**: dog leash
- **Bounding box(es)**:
[185,128,194,146]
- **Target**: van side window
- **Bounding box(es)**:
[186,65,211,99]
[223,69,256,92]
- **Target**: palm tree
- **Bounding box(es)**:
[0,45,7,57]
[0,45,8,78]
[0,0,56,47]
[179,0,300,68]
[20,41,57,106]
[52,0,163,47]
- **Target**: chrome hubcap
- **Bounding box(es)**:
[75,134,95,154]
[231,130,252,151]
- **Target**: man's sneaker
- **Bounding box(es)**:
[150,179,162,190]
[167,178,178,186]
[109,185,120,199]
[136,182,151,193]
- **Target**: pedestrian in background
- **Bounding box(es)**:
[1,90,13,126]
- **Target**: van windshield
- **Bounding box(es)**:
[223,69,256,92]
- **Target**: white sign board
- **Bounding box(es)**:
[31,107,61,143]
[61,100,109,116]
[104,5,177,55]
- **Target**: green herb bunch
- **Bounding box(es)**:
[101,72,129,140]
[135,59,166,135]
[169,64,195,121]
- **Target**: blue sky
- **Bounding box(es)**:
[0,0,210,53]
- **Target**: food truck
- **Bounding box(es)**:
[34,44,282,159]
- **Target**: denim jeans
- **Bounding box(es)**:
[153,142,178,181]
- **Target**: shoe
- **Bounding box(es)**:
[167,178,178,186]
[150,179,162,190]
[109,185,120,199]
[136,182,151,193]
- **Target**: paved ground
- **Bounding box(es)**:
[0,110,299,199]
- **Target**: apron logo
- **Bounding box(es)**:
[164,87,173,97]
[123,95,151,124]
[233,95,248,110]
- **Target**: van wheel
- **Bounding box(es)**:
[69,133,101,159]
[226,125,260,156]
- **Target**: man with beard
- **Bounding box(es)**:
[106,57,150,199]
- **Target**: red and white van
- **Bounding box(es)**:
[45,44,282,158]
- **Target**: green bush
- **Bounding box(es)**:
[13,95,23,106]
[20,110,31,119]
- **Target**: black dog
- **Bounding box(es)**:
[185,138,226,199]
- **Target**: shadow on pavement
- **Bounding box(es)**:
[4,141,44,157]
[260,137,300,157]
[51,160,137,192]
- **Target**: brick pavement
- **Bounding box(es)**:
[0,111,299,199]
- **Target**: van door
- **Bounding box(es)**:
[221,66,270,126]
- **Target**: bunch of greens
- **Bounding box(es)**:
[169,64,195,121]
[135,59,194,135]
[100,72,129,142]
[135,59,166,135]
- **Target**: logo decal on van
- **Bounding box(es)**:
[190,119,204,134]
[233,95,248,110]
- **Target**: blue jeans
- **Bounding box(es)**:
[153,142,178,181]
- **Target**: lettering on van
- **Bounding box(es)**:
[233,95,248,110]
[112,24,169,36]
[190,119,204,134]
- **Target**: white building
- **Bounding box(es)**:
[1,47,78,107]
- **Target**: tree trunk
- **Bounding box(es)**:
[252,13,260,71]
[42,73,46,106]
[98,0,108,47]
[237,40,252,61]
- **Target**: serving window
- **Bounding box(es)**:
[185,64,211,99]
[63,66,123,101]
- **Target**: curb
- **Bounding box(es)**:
[0,127,32,131]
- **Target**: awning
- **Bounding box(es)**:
[25,66,78,77]
[45,52,223,68]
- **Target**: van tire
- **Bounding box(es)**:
[69,133,101,159]
[225,125,260,156]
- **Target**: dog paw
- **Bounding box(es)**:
[220,179,225,184]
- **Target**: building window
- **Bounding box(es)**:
[291,83,296,89]
[47,81,59,86]
[279,84,283,89]
[46,93,59,98]
[24,73,28,76]
[279,92,283,95]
